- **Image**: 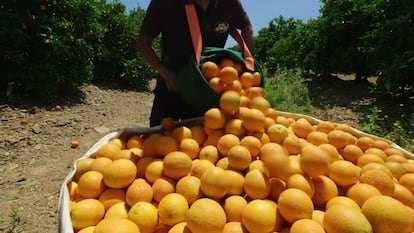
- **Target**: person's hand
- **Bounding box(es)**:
[161,69,179,92]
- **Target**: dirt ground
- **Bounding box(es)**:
[0,77,409,233]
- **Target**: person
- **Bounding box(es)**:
[136,0,253,127]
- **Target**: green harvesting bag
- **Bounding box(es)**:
[176,47,264,113]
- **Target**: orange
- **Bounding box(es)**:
[356,136,376,151]
[277,188,314,223]
[223,79,243,94]
[94,217,140,233]
[104,201,129,219]
[136,157,156,178]
[307,131,329,146]
[95,143,121,160]
[90,157,113,174]
[227,145,252,170]
[259,142,289,178]
[252,131,270,145]
[200,166,230,200]
[233,62,244,74]
[290,219,325,233]
[201,61,219,80]
[158,193,189,226]
[109,138,126,150]
[326,196,361,211]
[223,195,248,222]
[203,129,225,147]
[168,222,191,233]
[98,188,126,210]
[126,178,154,206]
[264,107,279,120]
[190,125,207,145]
[186,198,226,233]
[399,173,414,193]
[342,144,364,164]
[142,133,162,157]
[248,159,270,177]
[198,145,219,164]
[77,226,95,233]
[291,117,315,138]
[241,108,266,132]
[217,134,240,156]
[357,153,385,167]
[361,195,413,233]
[74,158,95,181]
[267,123,289,144]
[114,149,140,163]
[360,162,393,177]
[239,95,250,107]
[175,175,203,205]
[359,169,395,196]
[160,117,175,131]
[392,183,414,208]
[323,205,372,233]
[384,147,405,157]
[154,135,178,157]
[220,90,241,115]
[225,169,245,195]
[328,160,361,187]
[300,144,330,177]
[152,177,176,203]
[311,210,325,227]
[190,159,215,178]
[327,129,353,149]
[311,175,339,208]
[77,170,106,199]
[103,159,137,189]
[128,201,158,233]
[286,173,315,198]
[244,169,271,199]
[204,108,227,130]
[239,71,255,89]
[172,126,192,143]
[278,155,304,181]
[365,147,387,160]
[219,66,239,84]
[222,222,248,233]
[249,96,271,113]
[220,57,235,68]
[346,183,382,207]
[224,119,246,138]
[179,138,200,159]
[315,120,336,133]
[252,71,262,87]
[387,154,409,163]
[144,159,164,183]
[209,77,225,94]
[384,161,407,179]
[319,143,341,162]
[373,139,391,150]
[126,135,144,149]
[268,178,287,202]
[163,151,192,180]
[240,135,262,158]
[282,135,303,155]
[275,115,291,127]
[242,199,276,233]
[67,181,78,201]
[70,198,105,230]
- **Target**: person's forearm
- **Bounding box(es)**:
[136,35,170,78]
[241,24,254,51]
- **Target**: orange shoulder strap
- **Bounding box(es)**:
[184,2,255,71]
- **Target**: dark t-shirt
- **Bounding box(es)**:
[140,0,251,71]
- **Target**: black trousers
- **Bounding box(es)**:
[149,78,203,127]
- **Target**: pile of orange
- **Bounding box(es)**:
[68,57,414,233]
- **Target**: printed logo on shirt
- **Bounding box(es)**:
[214,21,229,33]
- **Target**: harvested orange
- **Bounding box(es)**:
[223,195,248,222]
[126,135,144,149]
[70,198,105,230]
[326,196,361,211]
[186,198,227,233]
[327,129,353,150]
[151,177,176,203]
[239,71,255,89]
[306,131,329,146]
[104,201,129,219]
[249,96,271,113]
[328,160,361,187]
[323,205,372,233]
[241,108,266,132]
[190,159,215,178]
[90,157,112,174]
[163,151,192,180]
[220,90,241,115]
[158,193,189,226]
[201,61,219,80]
[242,199,276,233]
[227,145,252,170]
[179,138,200,159]
[77,170,106,199]
[342,144,364,164]
[200,166,229,200]
[190,125,207,145]
[94,217,140,233]
[267,123,289,144]
[219,66,238,84]
[95,143,121,160]
[359,169,395,196]
[346,183,382,207]
[209,77,225,94]
[222,221,248,233]
[103,159,137,189]
[311,175,339,208]
[240,135,261,158]
[290,219,325,233]
[98,188,126,210]
[175,175,203,205]
[204,108,227,130]
[128,201,158,233]
[244,169,271,199]
[224,119,246,138]
[291,117,315,138]
[125,178,153,206]
[315,120,336,133]
[217,134,240,156]
[356,136,376,151]
[300,144,330,177]
[286,173,315,198]
[74,158,95,181]
[277,188,314,223]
